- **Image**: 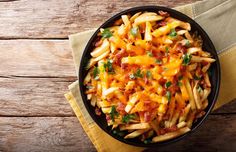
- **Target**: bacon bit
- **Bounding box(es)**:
[106,114,111,121]
[180,65,186,73]
[114,49,127,65]
[144,100,152,104]
[144,76,148,84]
[162,115,169,120]
[95,39,103,47]
[176,44,187,54]
[202,61,208,66]
[165,125,178,132]
[157,21,167,26]
[121,63,128,70]
[153,52,164,60]
[95,107,101,116]
[117,102,125,112]
[196,111,206,119]
[158,78,167,86]
[144,111,151,122]
[158,129,166,135]
[158,11,170,17]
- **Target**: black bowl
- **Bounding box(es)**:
[79,6,221,147]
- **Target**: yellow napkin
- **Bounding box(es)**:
[65,0,236,151]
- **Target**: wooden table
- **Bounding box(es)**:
[0,0,235,151]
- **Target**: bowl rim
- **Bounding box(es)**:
[79,5,221,147]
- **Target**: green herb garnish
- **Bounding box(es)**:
[110,106,119,122]
[185,39,190,47]
[155,59,162,64]
[147,51,153,57]
[169,28,177,37]
[101,28,113,38]
[144,139,152,144]
[134,69,143,78]
[103,59,114,74]
[166,91,171,102]
[146,70,152,78]
[130,26,139,36]
[178,75,183,80]
[122,114,136,123]
[165,81,172,88]
[93,67,100,80]
[182,54,192,65]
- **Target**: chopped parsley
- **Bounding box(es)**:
[122,114,136,123]
[93,67,100,80]
[130,26,139,36]
[169,28,177,37]
[185,39,190,47]
[103,59,114,74]
[182,54,192,65]
[165,81,172,88]
[166,91,171,102]
[155,59,162,64]
[146,70,152,78]
[129,69,144,79]
[101,28,113,38]
[147,51,153,57]
[165,46,169,53]
[110,106,119,122]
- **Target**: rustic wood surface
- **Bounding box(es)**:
[0,0,235,152]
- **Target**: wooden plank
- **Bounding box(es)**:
[0,77,76,116]
[0,117,96,152]
[0,115,235,152]
[0,77,235,116]
[0,40,75,77]
[0,0,199,38]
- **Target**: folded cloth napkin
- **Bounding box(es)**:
[65,0,236,151]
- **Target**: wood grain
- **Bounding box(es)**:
[0,115,235,152]
[0,40,75,77]
[0,0,199,39]
[0,117,96,152]
[0,77,76,116]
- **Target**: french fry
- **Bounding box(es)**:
[179,104,191,123]
[134,13,163,25]
[202,63,211,73]
[187,63,197,71]
[169,110,180,127]
[193,82,202,110]
[202,99,209,110]
[101,107,112,114]
[120,123,151,130]
[177,121,187,128]
[91,95,97,107]
[125,93,140,113]
[83,71,91,85]
[94,50,110,61]
[204,73,211,87]
[145,21,152,41]
[186,111,196,128]
[102,87,119,98]
[201,88,211,102]
[187,47,201,54]
[91,39,110,57]
[152,127,190,142]
[121,15,130,26]
[184,78,196,110]
[191,55,216,63]
[179,80,190,101]
[130,12,142,23]
[124,129,149,139]
[87,94,92,100]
